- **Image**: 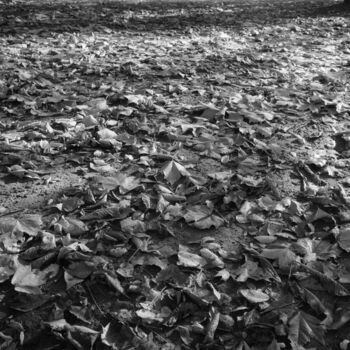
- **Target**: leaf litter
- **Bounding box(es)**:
[1,0,350,348]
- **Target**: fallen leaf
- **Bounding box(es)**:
[178,245,206,268]
[57,217,88,236]
[12,260,59,294]
[162,160,190,185]
[288,311,325,347]
[0,215,42,236]
[200,248,225,268]
[240,289,270,303]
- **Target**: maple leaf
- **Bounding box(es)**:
[12,260,59,294]
[184,205,224,229]
[162,160,190,185]
[290,282,329,319]
[288,311,325,347]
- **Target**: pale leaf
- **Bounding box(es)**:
[240,289,269,303]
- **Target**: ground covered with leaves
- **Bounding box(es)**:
[1,0,350,348]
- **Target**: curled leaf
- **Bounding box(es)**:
[178,245,206,268]
[240,289,269,303]
[200,248,224,268]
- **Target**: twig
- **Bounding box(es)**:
[0,208,26,217]
[84,282,104,316]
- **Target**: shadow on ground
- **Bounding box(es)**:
[0,0,349,36]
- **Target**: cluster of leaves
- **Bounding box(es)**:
[1,0,350,349]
